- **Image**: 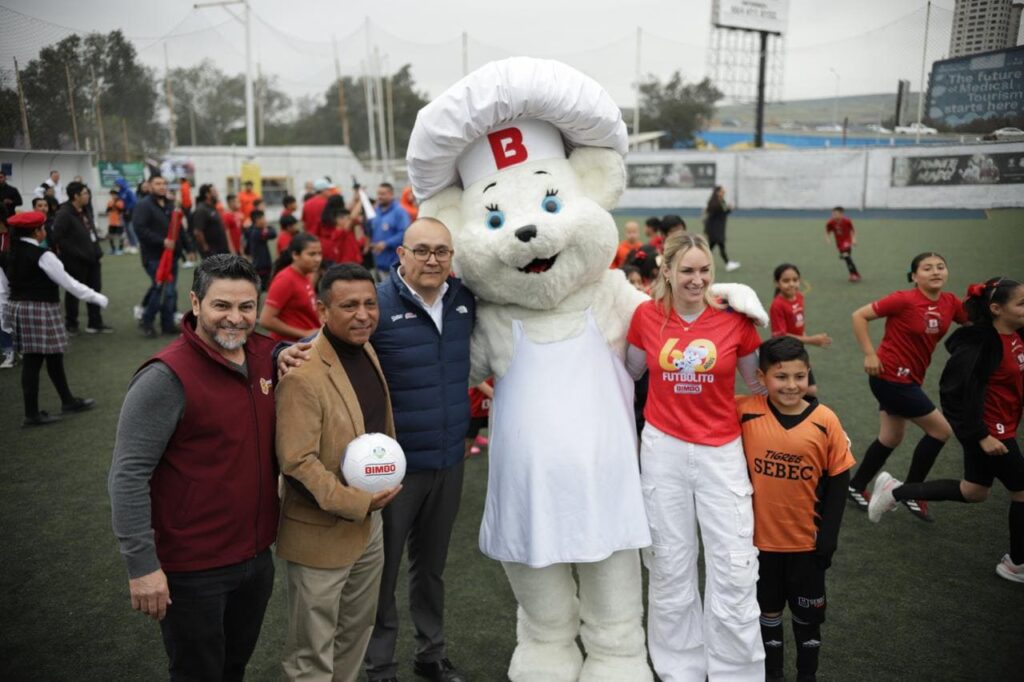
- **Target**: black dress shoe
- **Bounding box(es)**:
[413,658,466,682]
[23,411,61,427]
[62,397,96,414]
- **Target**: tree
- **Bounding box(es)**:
[168,61,244,146]
[1,30,159,157]
[84,30,160,156]
[280,64,429,157]
[638,72,723,149]
[168,62,292,146]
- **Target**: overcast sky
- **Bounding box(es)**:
[4,0,965,109]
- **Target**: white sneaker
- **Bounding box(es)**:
[0,351,14,369]
[725,261,741,272]
[996,554,1024,584]
[125,246,139,255]
[133,305,144,322]
[868,471,902,522]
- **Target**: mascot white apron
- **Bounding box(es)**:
[480,310,651,567]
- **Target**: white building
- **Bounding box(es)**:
[0,149,98,199]
[949,0,1023,58]
[168,145,378,218]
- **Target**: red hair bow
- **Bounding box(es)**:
[966,282,986,299]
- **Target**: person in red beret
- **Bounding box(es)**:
[0,211,108,425]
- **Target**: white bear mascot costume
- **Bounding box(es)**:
[406,57,766,682]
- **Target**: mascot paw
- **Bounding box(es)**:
[508,641,583,682]
[709,282,769,328]
[579,653,655,682]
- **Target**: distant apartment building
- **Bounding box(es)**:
[949,0,1023,57]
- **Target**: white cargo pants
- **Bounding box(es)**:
[640,424,764,682]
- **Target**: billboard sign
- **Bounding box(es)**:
[926,46,1024,130]
[97,161,145,189]
[712,0,789,34]
[891,151,1024,187]
[627,162,717,189]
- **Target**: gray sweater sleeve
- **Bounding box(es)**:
[108,363,185,578]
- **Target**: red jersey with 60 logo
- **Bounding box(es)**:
[628,300,762,446]
[871,289,966,385]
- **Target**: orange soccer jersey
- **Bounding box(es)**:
[736,395,855,553]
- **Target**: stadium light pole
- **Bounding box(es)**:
[915,1,932,144]
[754,30,768,149]
[194,0,255,152]
[829,68,840,128]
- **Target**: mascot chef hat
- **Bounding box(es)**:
[406,57,629,203]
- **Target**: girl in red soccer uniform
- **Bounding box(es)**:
[868,278,1024,583]
[626,232,765,680]
[770,263,831,396]
[847,252,966,522]
[259,233,323,342]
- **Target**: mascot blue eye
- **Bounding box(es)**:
[541,191,562,214]
[485,207,505,230]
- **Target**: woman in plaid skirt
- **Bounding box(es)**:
[0,211,108,426]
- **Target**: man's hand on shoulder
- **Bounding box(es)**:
[277,341,313,378]
[129,568,171,621]
[369,485,403,512]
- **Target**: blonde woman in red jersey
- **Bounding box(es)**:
[847,252,966,522]
[625,232,766,681]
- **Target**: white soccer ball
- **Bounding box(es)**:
[341,433,406,493]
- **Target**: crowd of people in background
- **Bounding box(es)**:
[0,167,418,386]
[2,166,1021,682]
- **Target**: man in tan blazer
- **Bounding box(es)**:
[275,263,402,682]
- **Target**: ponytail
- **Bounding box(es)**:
[963,277,1021,326]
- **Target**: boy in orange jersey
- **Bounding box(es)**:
[106,188,125,255]
[736,336,855,682]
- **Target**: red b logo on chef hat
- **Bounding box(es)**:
[487,127,529,169]
[457,119,567,190]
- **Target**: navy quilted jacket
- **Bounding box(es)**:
[371,266,475,472]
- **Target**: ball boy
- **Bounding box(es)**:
[736,336,855,681]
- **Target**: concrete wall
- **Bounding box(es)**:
[619,142,1024,210]
[0,149,98,201]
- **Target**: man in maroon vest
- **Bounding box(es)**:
[108,254,280,681]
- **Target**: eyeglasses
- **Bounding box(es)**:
[402,245,453,262]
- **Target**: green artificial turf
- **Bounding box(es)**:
[2,209,1022,680]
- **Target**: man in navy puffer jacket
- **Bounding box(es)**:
[364,218,474,682]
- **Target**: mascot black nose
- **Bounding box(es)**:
[515,225,538,242]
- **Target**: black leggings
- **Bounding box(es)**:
[21,353,73,418]
[708,237,730,263]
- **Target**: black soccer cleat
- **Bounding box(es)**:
[901,498,934,522]
[847,486,871,511]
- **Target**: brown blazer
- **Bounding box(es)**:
[275,331,396,569]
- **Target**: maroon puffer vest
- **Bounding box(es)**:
[143,313,279,572]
